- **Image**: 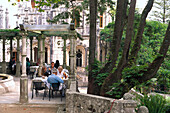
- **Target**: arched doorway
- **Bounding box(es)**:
[76,49,82,67]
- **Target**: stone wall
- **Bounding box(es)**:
[66,81,137,113]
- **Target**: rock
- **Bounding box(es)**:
[137,106,149,113]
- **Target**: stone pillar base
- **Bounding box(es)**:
[69,75,76,81]
[16,61,21,77]
[38,66,42,77]
[2,61,6,73]
[20,77,28,103]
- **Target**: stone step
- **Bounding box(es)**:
[0,103,66,113]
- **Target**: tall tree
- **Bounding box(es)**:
[87,0,97,94]
[152,0,170,23]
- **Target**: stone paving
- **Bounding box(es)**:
[0,75,88,104]
[0,76,65,104]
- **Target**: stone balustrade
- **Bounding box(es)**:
[66,82,137,113]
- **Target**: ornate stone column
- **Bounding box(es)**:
[30,37,33,65]
[10,37,13,59]
[50,36,53,63]
[63,36,67,69]
[69,34,76,81]
[16,36,20,77]
[36,37,40,60]
[20,31,28,103]
[42,35,45,65]
[2,36,6,73]
[85,47,87,67]
[38,35,43,76]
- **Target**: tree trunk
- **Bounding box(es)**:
[98,0,128,76]
[87,0,97,94]
[128,0,154,66]
[106,22,170,99]
[100,0,137,96]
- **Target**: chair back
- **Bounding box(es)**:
[51,83,60,91]
[33,81,45,90]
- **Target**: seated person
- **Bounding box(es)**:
[41,66,50,77]
[57,66,69,79]
[54,60,60,69]
[47,70,64,84]
[47,70,65,96]
[48,62,57,75]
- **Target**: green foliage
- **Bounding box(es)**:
[106,82,125,98]
[100,22,114,41]
[105,64,149,98]
[35,0,61,12]
[156,67,170,93]
[91,59,109,86]
[46,0,83,27]
[91,59,102,74]
[95,72,109,86]
[46,0,115,25]
[122,64,148,80]
[137,21,167,66]
[0,29,20,32]
[135,21,169,93]
[137,94,167,113]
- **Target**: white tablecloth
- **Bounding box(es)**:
[32,77,68,89]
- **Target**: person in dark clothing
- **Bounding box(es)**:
[41,66,50,77]
[54,60,60,69]
[48,62,57,75]
[26,57,30,75]
[9,57,16,75]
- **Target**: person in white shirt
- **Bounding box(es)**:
[57,66,68,79]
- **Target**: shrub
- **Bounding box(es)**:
[138,94,167,113]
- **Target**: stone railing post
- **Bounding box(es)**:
[30,36,33,65]
[16,36,21,77]
[2,36,6,73]
[19,31,28,103]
